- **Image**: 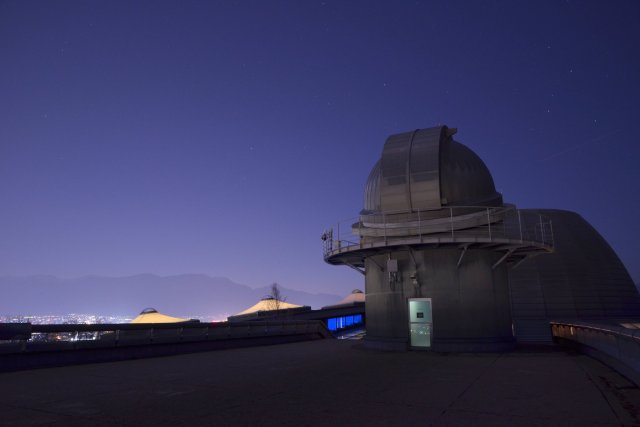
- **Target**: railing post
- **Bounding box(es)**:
[418,210,422,242]
[539,214,544,243]
[517,210,523,242]
[450,208,454,239]
[503,209,507,237]
[336,222,340,251]
[487,207,492,240]
[383,213,387,244]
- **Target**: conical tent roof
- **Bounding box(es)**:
[322,289,365,309]
[337,289,365,305]
[235,297,303,316]
[130,308,189,324]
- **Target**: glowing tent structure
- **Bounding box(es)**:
[228,297,311,321]
[322,289,365,309]
[130,308,190,324]
[235,297,303,316]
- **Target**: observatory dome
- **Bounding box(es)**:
[363,126,502,214]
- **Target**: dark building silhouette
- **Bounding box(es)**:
[323,126,639,351]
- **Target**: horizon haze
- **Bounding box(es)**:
[0,273,343,318]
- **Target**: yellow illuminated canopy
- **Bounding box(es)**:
[130,308,189,324]
[235,297,302,316]
[336,289,365,305]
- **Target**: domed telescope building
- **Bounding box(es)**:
[322,125,640,352]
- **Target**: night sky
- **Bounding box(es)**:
[1,1,639,298]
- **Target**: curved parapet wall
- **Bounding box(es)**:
[551,321,640,386]
[0,321,332,372]
[510,210,640,343]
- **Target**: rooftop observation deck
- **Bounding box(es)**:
[1,339,639,426]
[323,206,554,268]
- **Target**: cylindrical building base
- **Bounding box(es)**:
[364,248,515,353]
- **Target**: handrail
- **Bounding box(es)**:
[323,205,554,258]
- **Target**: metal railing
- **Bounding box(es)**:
[322,205,553,258]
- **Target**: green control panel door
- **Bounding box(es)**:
[408,298,432,348]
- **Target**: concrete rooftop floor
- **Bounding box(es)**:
[1,339,639,426]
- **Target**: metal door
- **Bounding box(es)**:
[408,298,432,348]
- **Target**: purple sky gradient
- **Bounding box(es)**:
[1,1,639,297]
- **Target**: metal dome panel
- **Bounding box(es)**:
[379,127,444,213]
[408,127,443,211]
[363,160,381,213]
[380,131,413,212]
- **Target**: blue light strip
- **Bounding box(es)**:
[326,314,363,331]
